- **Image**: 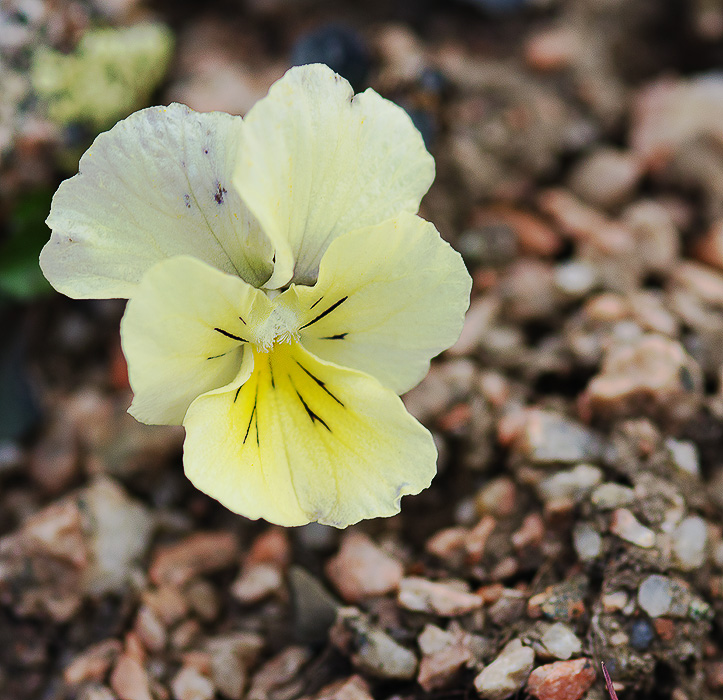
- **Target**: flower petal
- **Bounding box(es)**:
[183,342,437,527]
[279,212,471,394]
[41,103,274,299]
[120,256,273,425]
[235,63,435,289]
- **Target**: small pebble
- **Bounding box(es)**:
[554,261,598,297]
[325,532,404,603]
[134,606,166,653]
[541,623,583,660]
[672,516,708,571]
[64,640,123,685]
[537,465,603,504]
[465,515,497,560]
[591,483,635,510]
[231,563,283,605]
[475,477,517,518]
[694,218,723,271]
[601,592,628,613]
[630,619,655,650]
[567,147,642,209]
[527,578,587,622]
[398,577,483,617]
[572,522,602,562]
[295,522,337,551]
[609,509,655,548]
[525,26,582,72]
[426,527,468,559]
[473,639,534,700]
[311,675,373,700]
[582,334,703,424]
[514,410,607,465]
[665,439,700,477]
[417,625,472,692]
[246,528,291,568]
[512,513,544,550]
[186,579,221,621]
[526,658,596,700]
[206,632,264,700]
[638,575,691,618]
[149,532,238,587]
[142,587,188,627]
[291,23,370,90]
[110,654,153,700]
[78,687,117,700]
[171,620,201,650]
[289,567,341,645]
[248,646,313,700]
[488,589,527,626]
[330,608,417,681]
[170,666,214,700]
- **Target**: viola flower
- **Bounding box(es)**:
[40,64,472,527]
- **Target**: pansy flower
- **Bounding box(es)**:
[40,64,471,528]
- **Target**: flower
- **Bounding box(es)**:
[40,64,472,528]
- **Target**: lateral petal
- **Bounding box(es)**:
[182,342,437,527]
[41,103,274,299]
[235,63,434,289]
[279,212,471,395]
[120,256,273,425]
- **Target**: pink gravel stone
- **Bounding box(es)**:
[325,532,404,603]
[526,658,597,700]
[149,532,238,587]
[398,577,483,616]
[110,654,153,700]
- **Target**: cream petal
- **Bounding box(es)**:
[278,212,471,395]
[41,103,274,299]
[120,256,273,425]
[182,342,437,527]
[234,63,435,289]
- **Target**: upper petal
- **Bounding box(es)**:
[120,255,273,425]
[41,103,274,299]
[279,212,472,395]
[182,341,437,527]
[234,63,435,289]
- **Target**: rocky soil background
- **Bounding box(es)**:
[3,0,723,698]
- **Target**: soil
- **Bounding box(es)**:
[3,1,723,699]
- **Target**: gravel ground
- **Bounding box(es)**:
[3,1,723,699]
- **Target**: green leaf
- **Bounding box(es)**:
[0,189,54,300]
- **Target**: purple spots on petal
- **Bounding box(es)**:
[184,194,191,208]
[214,182,227,205]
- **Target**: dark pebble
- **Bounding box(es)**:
[630,619,655,650]
[455,0,528,14]
[290,23,370,90]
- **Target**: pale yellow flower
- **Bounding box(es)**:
[40,64,471,527]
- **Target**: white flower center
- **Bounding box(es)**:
[254,301,300,352]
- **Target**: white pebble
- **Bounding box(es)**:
[638,575,688,618]
[673,516,707,570]
[573,523,602,561]
[610,509,655,548]
[665,438,700,477]
[541,623,582,660]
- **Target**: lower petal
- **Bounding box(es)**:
[182,342,437,527]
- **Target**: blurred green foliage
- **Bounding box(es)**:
[0,189,54,302]
[31,23,174,130]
